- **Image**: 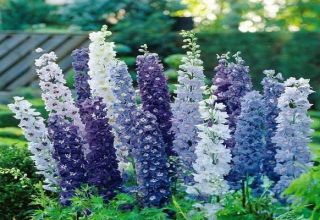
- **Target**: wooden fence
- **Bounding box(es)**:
[0,33,89,93]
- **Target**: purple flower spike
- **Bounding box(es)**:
[79,98,122,199]
[72,48,122,199]
[72,48,91,103]
[213,52,252,186]
[48,115,87,205]
[136,51,174,157]
[213,53,232,105]
[261,70,284,183]
[133,110,171,207]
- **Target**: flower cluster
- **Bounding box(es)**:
[231,91,266,191]
[136,48,174,157]
[48,115,87,205]
[187,86,231,198]
[261,70,284,182]
[213,52,252,150]
[213,52,252,186]
[87,27,135,170]
[212,53,231,105]
[133,110,171,207]
[72,48,122,199]
[72,47,91,103]
[227,53,253,127]
[87,25,116,107]
[8,97,59,192]
[171,31,205,183]
[9,26,315,211]
[108,60,138,168]
[272,77,313,196]
[35,49,85,136]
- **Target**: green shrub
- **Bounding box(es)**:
[0,144,41,219]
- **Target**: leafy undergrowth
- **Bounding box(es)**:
[32,184,205,220]
[31,180,310,220]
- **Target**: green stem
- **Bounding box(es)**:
[242,179,246,209]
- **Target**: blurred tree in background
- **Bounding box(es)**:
[1,0,320,32]
[59,0,186,53]
[182,0,320,32]
[0,0,54,30]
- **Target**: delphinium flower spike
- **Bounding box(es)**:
[87,25,116,110]
[171,30,205,183]
[48,115,87,205]
[87,26,133,170]
[136,44,175,157]
[212,53,231,105]
[231,91,266,191]
[227,52,253,140]
[72,48,122,199]
[213,52,252,186]
[35,48,85,134]
[8,97,59,192]
[261,70,284,183]
[272,77,313,196]
[108,60,138,158]
[186,85,231,198]
[133,109,171,207]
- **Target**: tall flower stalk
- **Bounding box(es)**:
[8,97,59,192]
[186,86,231,198]
[212,52,252,186]
[171,31,205,183]
[272,77,313,196]
[48,115,87,205]
[108,60,138,157]
[231,91,266,191]
[133,110,171,207]
[34,49,85,135]
[87,26,136,170]
[72,48,122,199]
[136,45,175,157]
[87,25,116,109]
[261,70,284,183]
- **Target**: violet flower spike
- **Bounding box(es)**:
[136,48,175,157]
[212,52,252,186]
[231,91,266,192]
[133,109,171,207]
[72,48,122,200]
[48,115,87,205]
[261,70,284,183]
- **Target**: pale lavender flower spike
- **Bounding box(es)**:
[34,48,88,154]
[272,77,313,196]
[171,30,205,184]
